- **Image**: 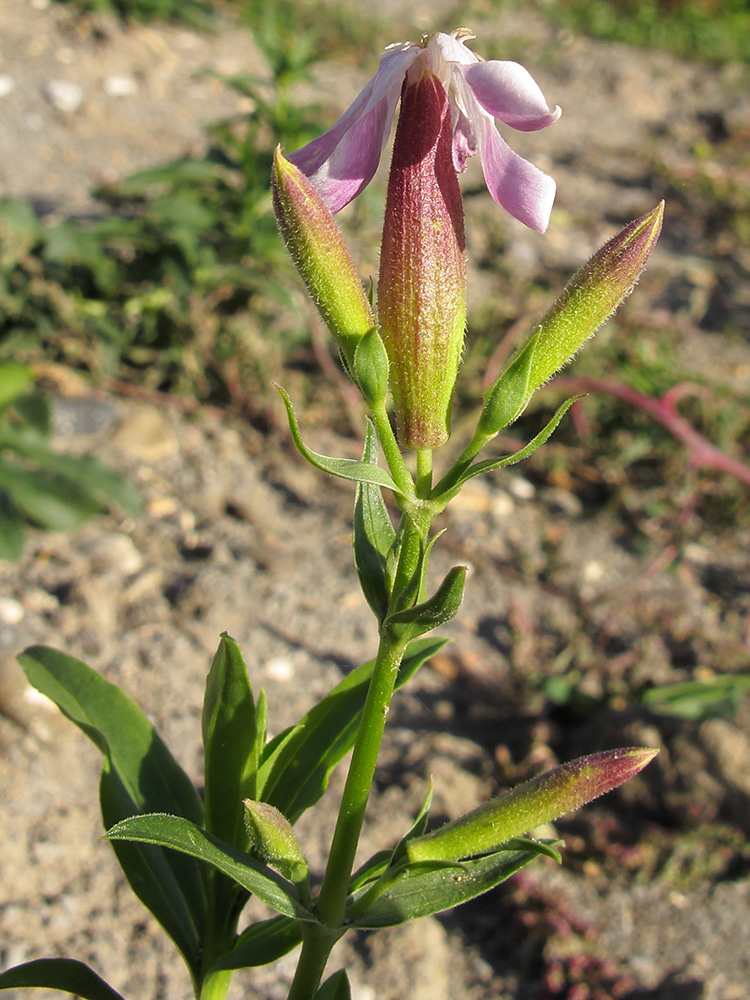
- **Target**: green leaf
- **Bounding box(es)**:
[353,421,396,621]
[0,363,34,409]
[0,502,25,561]
[0,458,103,530]
[18,646,207,978]
[0,958,126,999]
[276,385,405,496]
[444,396,582,497]
[385,566,466,640]
[202,635,259,847]
[257,637,448,823]
[106,814,315,922]
[0,424,141,513]
[315,970,351,1000]
[640,675,750,720]
[206,916,302,972]
[349,843,556,928]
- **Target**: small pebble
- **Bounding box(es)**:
[147,496,178,518]
[264,657,295,682]
[103,75,138,97]
[0,597,24,626]
[0,75,15,98]
[490,491,515,520]
[583,560,605,582]
[507,474,535,500]
[44,80,83,114]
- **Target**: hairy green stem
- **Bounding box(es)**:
[286,924,342,1000]
[416,448,433,498]
[315,629,410,929]
[370,401,415,498]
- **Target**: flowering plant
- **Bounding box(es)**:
[0,29,662,1000]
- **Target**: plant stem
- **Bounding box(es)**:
[286,923,342,1000]
[416,448,433,497]
[198,970,233,1000]
[315,630,409,929]
[370,401,415,498]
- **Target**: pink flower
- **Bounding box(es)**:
[288,29,561,232]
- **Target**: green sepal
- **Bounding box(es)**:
[353,328,390,408]
[106,814,316,922]
[276,385,405,496]
[348,841,556,928]
[353,420,396,621]
[257,637,447,823]
[315,970,351,1000]
[0,959,127,999]
[477,330,538,436]
[205,915,302,972]
[385,565,466,640]
[17,645,207,982]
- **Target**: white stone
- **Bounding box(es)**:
[0,597,24,625]
[103,75,138,97]
[45,80,83,114]
[0,75,15,98]
[264,656,295,682]
[508,474,535,500]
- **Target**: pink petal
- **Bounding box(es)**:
[288,44,420,213]
[478,117,556,232]
[451,104,477,173]
[463,61,561,132]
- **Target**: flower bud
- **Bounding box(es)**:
[243,798,309,884]
[407,746,658,863]
[519,202,664,397]
[378,69,467,449]
[272,146,375,370]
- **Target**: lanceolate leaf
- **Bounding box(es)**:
[207,916,302,972]
[0,423,141,513]
[385,566,466,640]
[202,634,258,848]
[257,637,448,823]
[17,646,207,979]
[0,458,103,531]
[0,958,126,999]
[106,814,315,922]
[349,842,557,928]
[276,385,405,495]
[443,396,582,498]
[353,421,396,620]
[315,969,351,1000]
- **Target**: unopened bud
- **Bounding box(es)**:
[272,146,375,370]
[407,746,658,863]
[243,799,309,884]
[493,203,664,416]
[378,69,466,449]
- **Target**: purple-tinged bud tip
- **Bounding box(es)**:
[407,746,658,863]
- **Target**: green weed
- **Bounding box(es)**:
[538,0,750,63]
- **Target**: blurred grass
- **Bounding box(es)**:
[537,0,750,63]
